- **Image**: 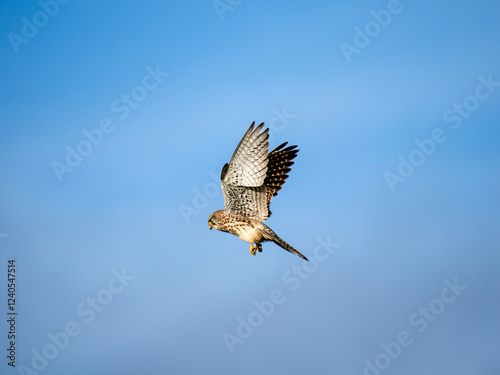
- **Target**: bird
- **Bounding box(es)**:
[208,122,308,261]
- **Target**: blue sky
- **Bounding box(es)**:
[1,1,499,374]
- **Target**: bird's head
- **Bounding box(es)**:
[208,210,224,230]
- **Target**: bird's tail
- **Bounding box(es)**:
[272,236,309,261]
[260,224,308,261]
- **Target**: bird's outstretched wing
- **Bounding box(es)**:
[221,122,299,222]
[221,122,270,221]
[264,142,299,210]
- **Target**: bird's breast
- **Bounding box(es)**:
[234,224,263,244]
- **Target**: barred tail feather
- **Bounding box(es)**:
[271,236,309,261]
[259,225,307,260]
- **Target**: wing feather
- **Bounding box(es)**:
[221,122,270,220]
[264,142,299,212]
[220,123,298,222]
[223,122,269,187]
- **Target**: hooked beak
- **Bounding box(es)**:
[209,222,213,230]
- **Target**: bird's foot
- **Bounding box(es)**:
[250,243,263,256]
[250,244,257,256]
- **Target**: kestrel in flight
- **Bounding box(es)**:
[208,122,308,261]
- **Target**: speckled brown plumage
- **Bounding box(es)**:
[264,142,298,212]
[208,122,308,261]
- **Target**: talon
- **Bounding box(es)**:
[250,244,257,256]
[257,243,263,253]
